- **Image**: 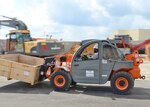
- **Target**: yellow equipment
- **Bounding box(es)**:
[0,16,65,56]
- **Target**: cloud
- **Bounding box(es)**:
[0,0,16,16]
[0,0,150,40]
[98,0,131,17]
[47,0,110,26]
[53,25,110,41]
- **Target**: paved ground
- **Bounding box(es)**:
[0,77,150,107]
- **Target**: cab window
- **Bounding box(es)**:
[75,43,99,61]
[103,45,116,60]
[113,48,124,59]
[10,33,17,40]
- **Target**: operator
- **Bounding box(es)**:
[91,43,98,59]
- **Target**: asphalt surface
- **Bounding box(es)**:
[0,77,150,107]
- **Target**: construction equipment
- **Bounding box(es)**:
[108,35,132,54]
[109,35,150,54]
[39,39,144,95]
[0,15,31,53]
[0,16,65,56]
[24,39,65,56]
[129,38,150,51]
[145,44,150,61]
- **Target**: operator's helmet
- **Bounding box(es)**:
[93,43,98,53]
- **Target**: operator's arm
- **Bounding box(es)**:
[92,53,98,60]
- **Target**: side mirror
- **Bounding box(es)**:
[5,34,8,37]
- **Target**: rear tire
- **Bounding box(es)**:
[111,72,134,95]
[50,70,71,91]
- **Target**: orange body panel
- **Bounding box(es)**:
[45,54,73,79]
[110,51,143,79]
[128,67,141,79]
[122,51,143,79]
[45,67,52,80]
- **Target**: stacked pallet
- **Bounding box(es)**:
[145,44,150,61]
[0,54,44,85]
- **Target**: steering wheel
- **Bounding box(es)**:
[81,55,89,60]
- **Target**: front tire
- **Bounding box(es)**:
[50,70,71,91]
[111,72,134,95]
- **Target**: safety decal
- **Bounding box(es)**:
[86,70,94,77]
[102,59,107,64]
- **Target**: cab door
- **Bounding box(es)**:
[100,43,117,84]
[9,33,24,52]
[71,41,101,84]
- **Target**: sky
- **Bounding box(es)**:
[0,0,150,41]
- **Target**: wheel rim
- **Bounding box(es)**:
[54,75,66,87]
[115,77,128,90]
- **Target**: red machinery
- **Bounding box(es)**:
[129,38,150,51]
[109,35,150,54]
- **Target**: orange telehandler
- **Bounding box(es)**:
[39,39,147,95]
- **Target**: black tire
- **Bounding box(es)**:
[111,72,134,95]
[50,70,71,91]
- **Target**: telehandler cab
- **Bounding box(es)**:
[40,40,144,95]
